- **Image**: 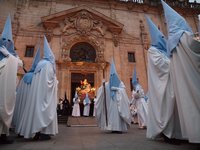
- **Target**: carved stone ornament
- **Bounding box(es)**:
[62,10,105,36]
[76,12,92,34]
[112,33,119,47]
[61,35,105,62]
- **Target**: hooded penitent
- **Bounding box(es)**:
[0,15,17,60]
[161,0,200,143]
[132,66,138,88]
[109,59,121,98]
[161,0,193,56]
[34,35,55,73]
[84,93,90,104]
[22,43,41,84]
[146,16,167,56]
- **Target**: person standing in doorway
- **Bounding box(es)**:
[72,91,81,117]
[83,93,91,117]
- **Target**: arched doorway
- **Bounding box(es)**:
[71,73,94,116]
[70,42,96,116]
[70,42,96,62]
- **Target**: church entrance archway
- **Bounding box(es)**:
[70,42,96,62]
[69,42,97,117]
[71,72,95,116]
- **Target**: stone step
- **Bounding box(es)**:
[58,115,68,124]
[67,116,97,127]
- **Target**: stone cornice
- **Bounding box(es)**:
[41,5,123,34]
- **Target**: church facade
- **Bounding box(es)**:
[0,0,199,101]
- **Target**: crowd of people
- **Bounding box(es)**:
[0,0,199,145]
[95,0,200,144]
[59,92,96,117]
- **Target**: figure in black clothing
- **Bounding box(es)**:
[57,98,63,116]
[62,92,71,124]
[21,60,27,73]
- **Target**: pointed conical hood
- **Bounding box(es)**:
[29,44,41,72]
[146,16,167,55]
[161,0,193,55]
[34,35,56,73]
[132,66,138,88]
[109,59,121,98]
[1,15,13,42]
[0,15,16,57]
[109,59,121,89]
[23,43,41,84]
[43,35,55,64]
[84,93,90,104]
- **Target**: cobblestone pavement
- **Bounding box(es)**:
[0,118,200,150]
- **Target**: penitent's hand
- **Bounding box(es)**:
[0,46,9,57]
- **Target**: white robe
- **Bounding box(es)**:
[12,80,31,134]
[83,98,91,116]
[95,82,131,132]
[17,61,58,138]
[72,98,80,117]
[146,46,182,139]
[0,54,20,135]
[133,86,148,128]
[170,32,200,143]
[93,98,97,116]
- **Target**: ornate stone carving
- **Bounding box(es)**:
[112,33,119,47]
[93,20,104,36]
[62,49,71,62]
[62,10,105,36]
[61,35,105,62]
[76,11,92,34]
[62,17,76,33]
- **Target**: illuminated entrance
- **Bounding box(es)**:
[71,73,95,116]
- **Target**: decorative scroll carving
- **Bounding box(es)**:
[62,10,105,37]
[62,44,71,62]
[112,33,119,47]
[93,20,104,36]
[62,17,75,32]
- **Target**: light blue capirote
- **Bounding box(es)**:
[43,35,55,65]
[1,15,13,42]
[109,59,121,99]
[0,15,17,60]
[132,66,143,93]
[146,16,168,56]
[22,44,41,84]
[84,93,90,104]
[161,0,193,56]
[34,35,55,73]
[132,66,138,88]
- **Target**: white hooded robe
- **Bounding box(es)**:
[170,32,200,143]
[0,53,21,135]
[17,61,58,138]
[146,46,182,139]
[95,82,131,132]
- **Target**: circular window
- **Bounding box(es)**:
[70,42,96,62]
